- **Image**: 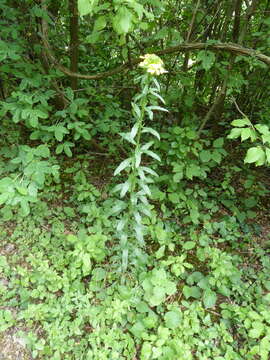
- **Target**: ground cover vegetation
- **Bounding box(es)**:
[0,0,270,359]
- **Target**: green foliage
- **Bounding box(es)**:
[0,0,270,359]
[228,118,270,166]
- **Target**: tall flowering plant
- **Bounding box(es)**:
[113,54,168,271]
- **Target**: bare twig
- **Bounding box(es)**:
[232,98,248,118]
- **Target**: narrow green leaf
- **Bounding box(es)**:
[120,181,130,198]
[142,127,160,140]
[143,150,161,161]
[114,158,131,176]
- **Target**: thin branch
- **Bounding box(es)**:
[40,0,270,81]
[41,37,270,80]
[182,0,201,71]
[197,79,228,135]
[233,98,248,118]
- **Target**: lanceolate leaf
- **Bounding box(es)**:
[114,158,132,176]
[142,127,160,140]
[143,150,161,161]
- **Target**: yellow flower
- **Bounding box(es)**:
[139,54,167,76]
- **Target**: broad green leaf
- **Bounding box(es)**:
[183,241,196,250]
[254,124,270,135]
[200,150,211,162]
[155,245,165,259]
[29,116,38,128]
[265,148,270,164]
[19,199,30,216]
[16,186,28,196]
[120,132,136,145]
[168,193,179,204]
[132,103,141,118]
[248,322,264,338]
[241,128,252,141]
[244,147,265,165]
[186,164,202,179]
[113,7,133,34]
[63,143,73,157]
[231,118,251,127]
[0,192,9,205]
[141,141,154,151]
[56,145,63,154]
[183,285,201,299]
[197,50,215,70]
[54,125,69,142]
[164,310,181,329]
[227,128,242,139]
[211,150,222,163]
[262,134,270,144]
[130,321,146,338]
[93,15,106,31]
[203,289,217,308]
[35,145,50,158]
[78,0,97,16]
[213,137,224,148]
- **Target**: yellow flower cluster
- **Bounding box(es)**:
[138,54,167,75]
